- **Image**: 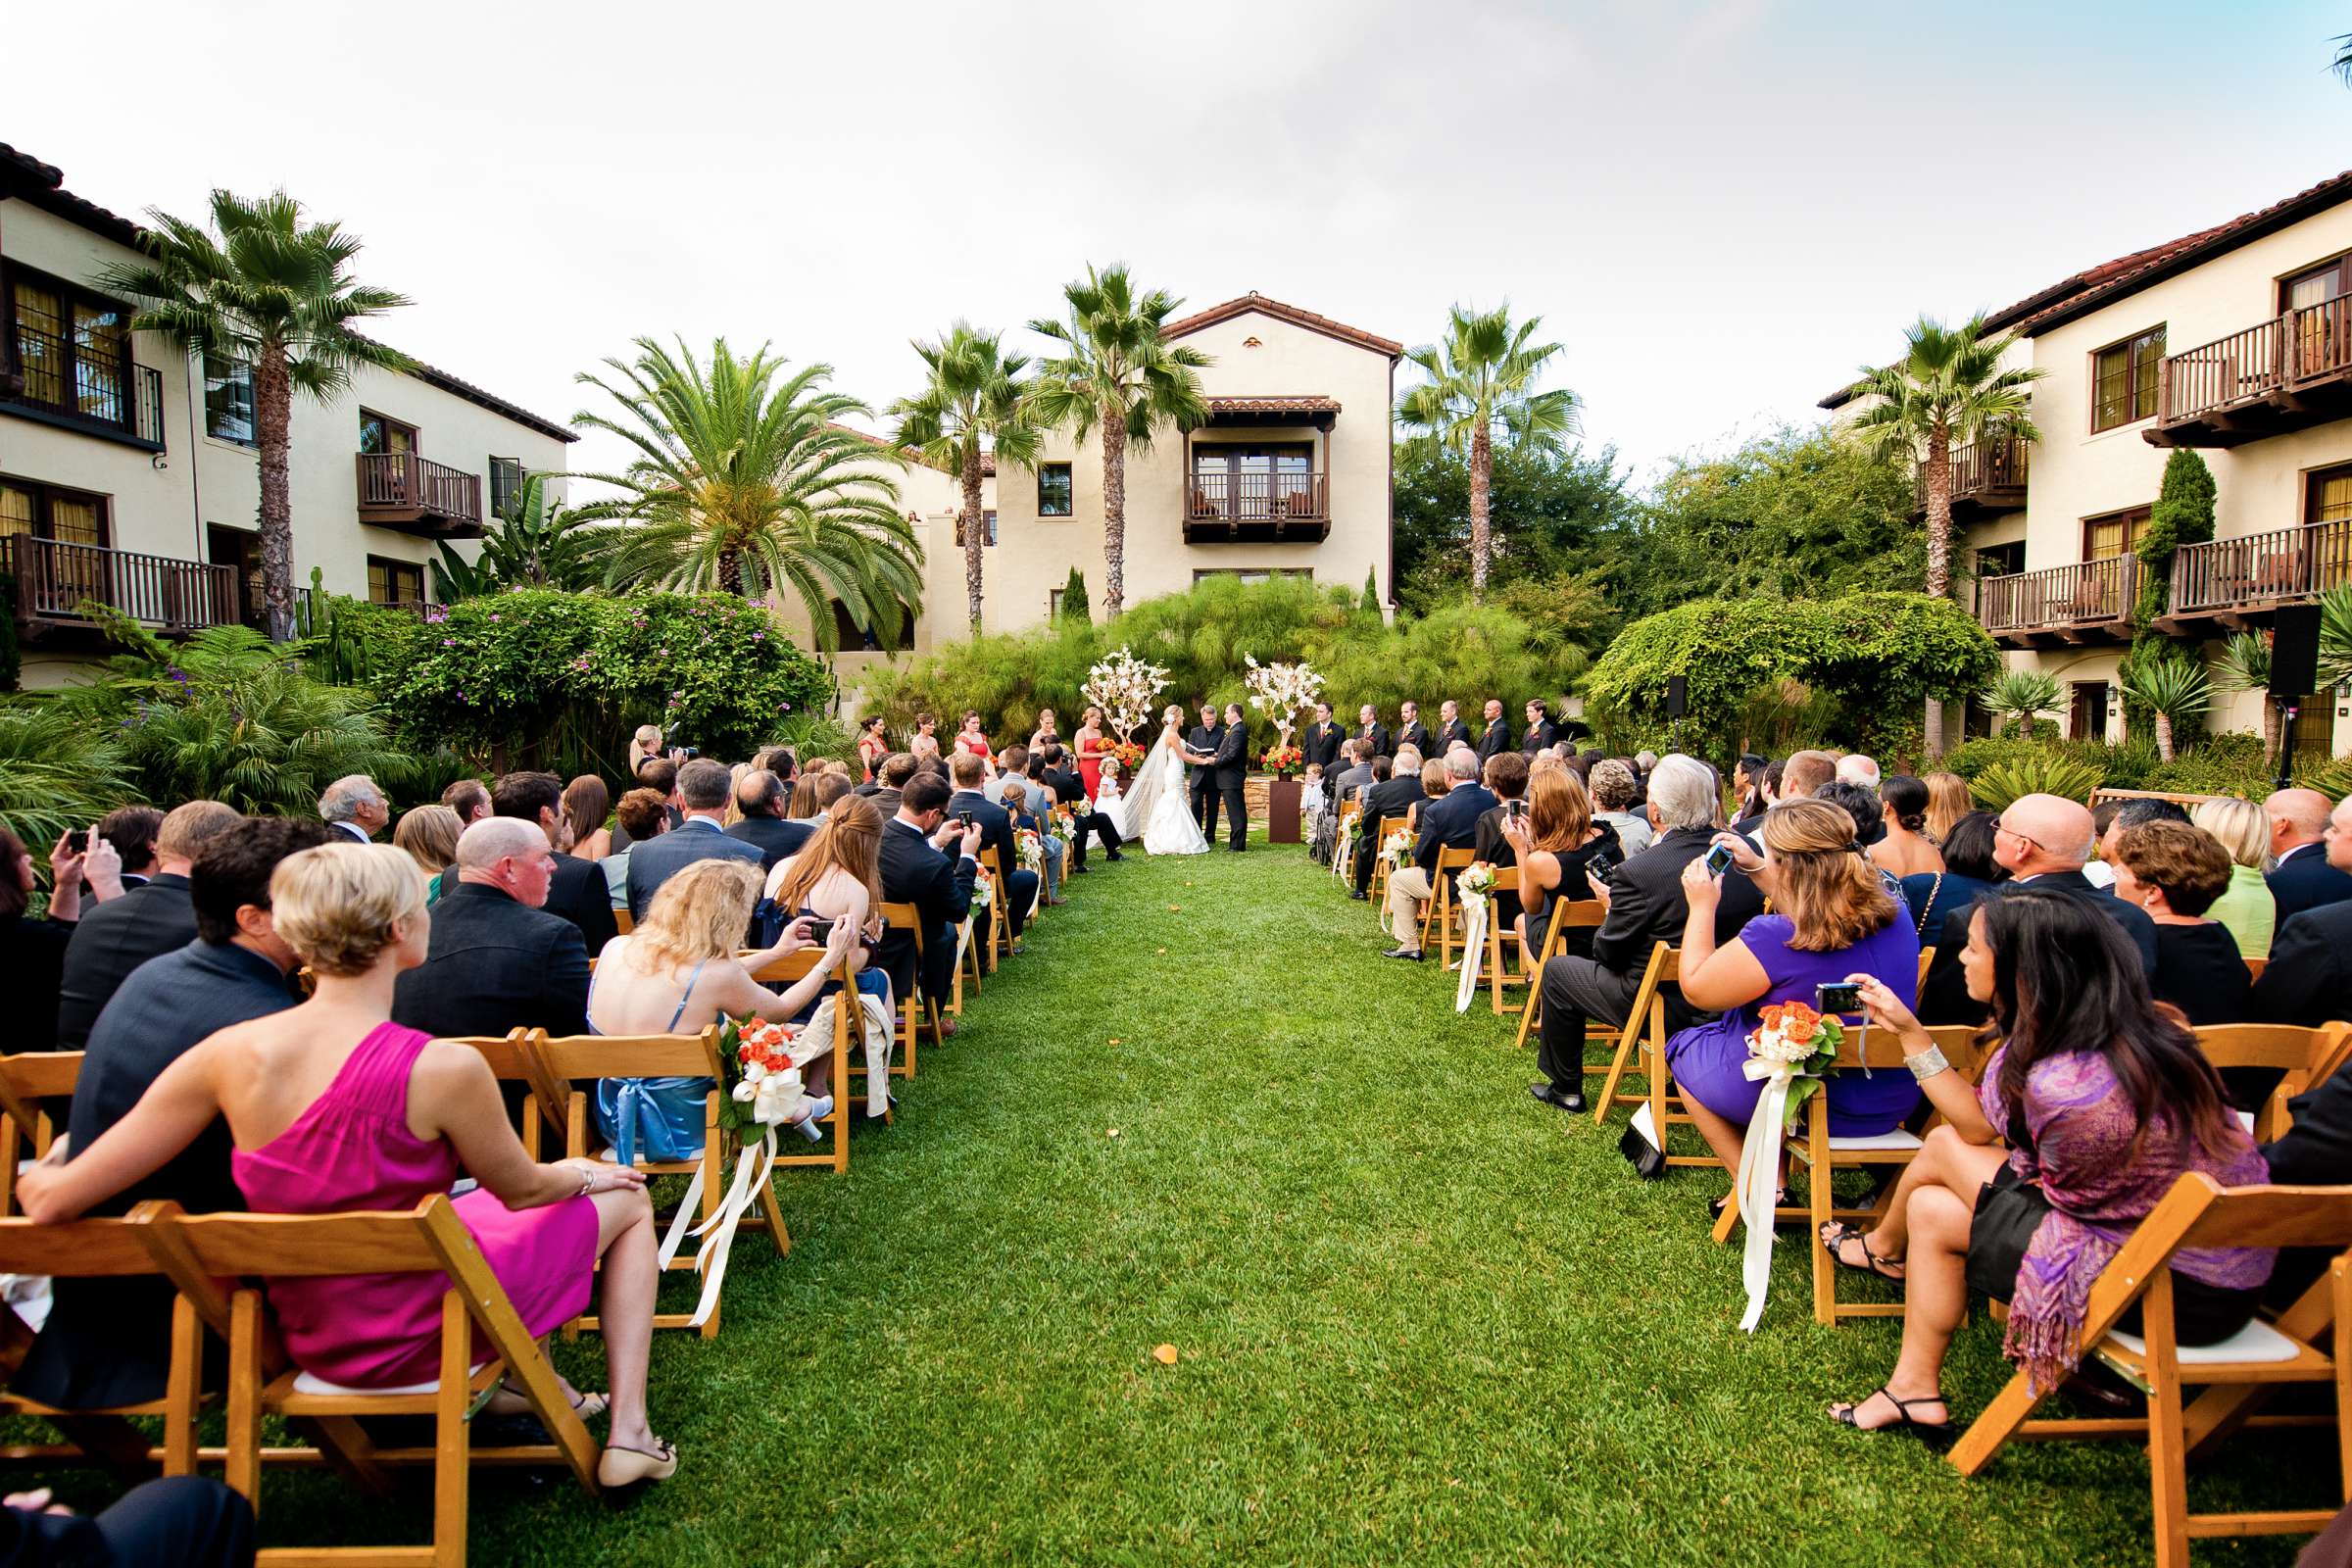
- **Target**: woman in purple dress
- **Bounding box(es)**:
[20,842,680,1488]
[1667,799,1925,1184]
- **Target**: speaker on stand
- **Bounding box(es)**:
[2270,604,2323,793]
[1667,675,1688,757]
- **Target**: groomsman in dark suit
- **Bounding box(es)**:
[1355,703,1392,761]
[1476,699,1512,762]
[1187,702,1225,841]
[1521,700,1559,757]
[1303,704,1345,775]
[1435,699,1472,754]
[1396,700,1434,759]
[1214,704,1250,851]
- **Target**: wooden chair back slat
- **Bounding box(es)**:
[436,1031,564,1144]
[2193,1023,2334,1072]
[140,1205,445,1277]
[0,1214,165,1277]
[534,1028,724,1082]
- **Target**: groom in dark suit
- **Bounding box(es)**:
[1214,703,1250,852]
[1186,702,1224,842]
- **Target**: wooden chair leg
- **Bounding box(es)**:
[757,1178,791,1258]
[1950,1368,2046,1476]
[2142,1273,2189,1568]
[1591,1016,1642,1127]
[163,1293,200,1477]
[224,1288,265,1508]
[1808,1117,1836,1326]
[434,1292,471,1568]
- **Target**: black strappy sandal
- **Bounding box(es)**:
[1830,1387,1955,1449]
[1819,1221,1906,1283]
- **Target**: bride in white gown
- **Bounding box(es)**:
[1121,704,1210,856]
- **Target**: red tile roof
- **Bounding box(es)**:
[1162,292,1402,359]
[1206,395,1343,416]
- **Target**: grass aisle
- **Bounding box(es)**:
[241,840,2319,1564]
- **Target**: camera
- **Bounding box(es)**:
[1506,799,1529,819]
[803,917,837,946]
[1702,843,1737,876]
[1815,981,1862,1015]
[63,829,87,857]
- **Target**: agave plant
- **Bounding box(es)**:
[2320,583,2352,692]
[0,705,135,853]
[2209,630,2278,764]
[1968,755,2105,811]
[2122,655,2213,763]
[1981,667,2060,737]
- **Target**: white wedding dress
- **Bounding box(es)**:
[1126,727,1210,856]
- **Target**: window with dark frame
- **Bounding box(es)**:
[366,556,425,608]
[358,411,416,455]
[2082,505,2151,562]
[0,475,109,549]
[2090,327,2165,431]
[2307,463,2352,524]
[488,457,524,518]
[203,353,257,446]
[3,266,136,433]
[1037,464,1073,516]
[1973,541,2026,578]
[955,509,998,548]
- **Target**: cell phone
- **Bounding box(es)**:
[1506,800,1529,819]
[1589,857,1616,886]
[802,917,837,946]
[63,830,87,857]
[1702,843,1737,876]
[956,810,975,827]
[1815,981,1862,1015]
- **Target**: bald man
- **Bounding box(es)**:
[1917,793,2160,1025]
[391,816,591,1042]
[2265,787,2352,922]
[2257,795,2352,1031]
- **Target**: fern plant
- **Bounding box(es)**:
[1968,755,2106,810]
[0,705,135,852]
[2121,656,2212,763]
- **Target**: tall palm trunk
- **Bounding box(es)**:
[1101,409,1128,618]
[254,350,297,642]
[2263,704,2282,767]
[2154,710,2177,763]
[1921,423,1954,758]
[961,446,987,633]
[1469,418,1494,602]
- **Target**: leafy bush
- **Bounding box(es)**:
[1969,756,2106,810]
[1940,734,2064,781]
[2142,730,2273,799]
[0,705,134,850]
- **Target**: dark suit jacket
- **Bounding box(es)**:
[1437,717,1472,752]
[1919,870,2162,1025]
[876,817,975,1001]
[624,818,763,920]
[950,789,1019,876]
[1413,784,1498,879]
[1397,720,1434,757]
[547,851,619,956]
[2255,902,2352,1029]
[1590,824,1765,976]
[1522,718,1559,756]
[14,939,297,1408]
[1303,722,1345,771]
[728,814,815,871]
[1356,722,1392,760]
[1212,719,1249,786]
[2265,1050,2352,1186]
[1476,718,1512,761]
[868,788,903,818]
[1185,724,1223,787]
[1331,763,1374,806]
[1362,775,1427,832]
[55,872,197,1050]
[2268,843,2352,926]
[392,881,592,1041]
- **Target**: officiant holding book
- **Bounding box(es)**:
[1186,704,1224,842]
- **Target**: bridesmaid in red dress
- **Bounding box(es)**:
[952,711,995,776]
[855,714,890,781]
[1075,706,1108,802]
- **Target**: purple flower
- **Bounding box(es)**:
[443,638,457,647]
[753,631,764,641]
[489,613,500,622]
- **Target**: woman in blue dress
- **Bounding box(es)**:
[1667,798,1924,1192]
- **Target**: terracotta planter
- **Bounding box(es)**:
[1265,776,1302,844]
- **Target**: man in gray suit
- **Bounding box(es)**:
[625,757,764,919]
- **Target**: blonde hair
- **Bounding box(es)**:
[270,842,426,977]
[1419,758,1447,795]
[1924,772,1973,843]
[392,804,463,878]
[631,858,760,973]
[628,723,664,773]
[2192,796,2269,870]
[1761,799,1898,953]
[772,795,884,914]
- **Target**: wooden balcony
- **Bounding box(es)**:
[355,451,483,538]
[1977,557,2138,647]
[1,324,166,451]
[1911,433,2030,521]
[1183,469,1331,544]
[2161,517,2352,628]
[1,537,235,634]
[2149,297,2352,448]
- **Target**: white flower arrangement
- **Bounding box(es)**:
[1378,828,1415,868]
[1083,645,1172,745]
[1457,861,1496,912]
[1243,655,1324,749]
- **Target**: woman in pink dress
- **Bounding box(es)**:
[952,711,995,776]
[1074,706,1108,801]
[20,842,679,1489]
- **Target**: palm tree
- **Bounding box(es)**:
[569,337,921,652]
[1395,304,1581,603]
[2122,654,2212,763]
[430,473,601,602]
[2210,630,2280,765]
[1026,266,1210,619]
[1847,315,2045,757]
[1982,667,2061,737]
[888,324,1041,634]
[99,190,413,642]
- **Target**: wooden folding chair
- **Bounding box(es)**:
[134,1197,602,1564]
[0,1052,79,1217]
[979,845,1013,965]
[1508,899,1604,1052]
[1916,949,1935,990]
[1332,799,1363,884]
[613,907,635,936]
[2195,1023,2352,1145]
[1420,845,1478,965]
[2244,956,2266,982]
[1370,814,1410,903]
[532,1028,736,1338]
[879,900,942,1051]
[748,944,879,1125]
[1950,1175,2352,1567]
[1474,866,1526,1014]
[1589,944,1690,1143]
[435,1031,565,1160]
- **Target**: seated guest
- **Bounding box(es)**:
[1869,775,1943,880]
[1330,739,1376,808]
[13,816,330,1412]
[1837,751,1882,791]
[1503,764,1618,968]
[1923,771,1972,845]
[5,829,119,1053]
[622,759,762,922]
[56,802,244,1050]
[391,817,594,1041]
[764,798,896,1118]
[316,774,389,843]
[1819,890,2272,1441]
[865,752,918,819]
[2254,794,2352,1028]
[592,858,852,1124]
[949,752,1039,946]
[562,775,613,861]
[95,805,163,891]
[603,788,669,912]
[1352,753,1424,901]
[1730,754,1769,822]
[392,803,463,905]
[2192,796,2276,959]
[611,758,680,854]
[1530,756,1765,1111]
[490,771,619,956]
[1403,758,1449,832]
[1384,752,1495,960]
[1666,799,1923,1182]
[2082,799,2127,889]
[786,771,823,821]
[21,842,680,1487]
[1470,750,1533,929]
[998,750,1065,905]
[2106,818,2251,1027]
[1899,809,2002,946]
[1589,760,1654,857]
[1918,794,2159,1024]
[877,773,982,1020]
[2265,787,2352,922]
[442,777,493,828]
[1814,780,1885,858]
[727,769,812,871]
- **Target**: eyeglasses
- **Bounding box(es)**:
[1993,823,2046,855]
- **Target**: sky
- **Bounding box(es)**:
[15,0,2352,493]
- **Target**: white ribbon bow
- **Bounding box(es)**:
[1734,1057,1796,1333]
[1454,893,1491,1013]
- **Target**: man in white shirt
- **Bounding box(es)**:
[317,775,389,843]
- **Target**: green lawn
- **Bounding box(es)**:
[47,839,2331,1563]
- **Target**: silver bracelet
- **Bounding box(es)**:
[575,1164,595,1198]
[1904,1045,1949,1083]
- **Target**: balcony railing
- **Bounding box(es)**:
[1,325,166,448]
[0,537,234,630]
[1977,557,2138,640]
[1183,469,1331,542]
[2154,297,2352,445]
[355,451,483,534]
[2169,517,2352,617]
[1913,433,2030,516]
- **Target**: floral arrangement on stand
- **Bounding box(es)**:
[1105,739,1147,774]
[1260,742,1303,778]
[1083,645,1172,747]
[1731,1000,1848,1333]
[1243,654,1324,752]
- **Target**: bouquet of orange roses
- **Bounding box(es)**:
[1260,743,1303,778]
[1745,1001,1844,1127]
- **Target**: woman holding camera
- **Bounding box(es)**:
[1502,766,1619,968]
[1666,798,1925,1180]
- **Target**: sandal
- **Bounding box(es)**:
[598,1438,679,1487]
[1819,1221,1905,1283]
[487,1381,607,1421]
[1829,1387,1955,1449]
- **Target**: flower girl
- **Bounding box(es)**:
[1094,758,1132,841]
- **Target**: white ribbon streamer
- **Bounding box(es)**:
[1735,1058,1795,1333]
[658,1125,780,1329]
[1454,895,1490,1013]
